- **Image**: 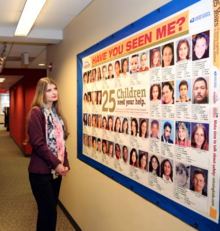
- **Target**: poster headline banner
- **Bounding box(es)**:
[88,11,189,68]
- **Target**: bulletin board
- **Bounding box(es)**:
[77,0,220,230]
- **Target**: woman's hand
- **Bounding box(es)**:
[55,165,69,176]
[55,163,64,173]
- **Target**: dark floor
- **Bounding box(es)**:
[0,124,75,231]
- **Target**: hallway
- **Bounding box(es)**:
[0,125,75,231]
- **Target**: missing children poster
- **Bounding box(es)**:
[78,0,220,229]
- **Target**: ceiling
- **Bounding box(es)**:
[0,0,92,90]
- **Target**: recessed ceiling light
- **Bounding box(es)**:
[38,64,45,66]
[14,0,47,36]
[0,78,5,83]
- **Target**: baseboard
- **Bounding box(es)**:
[10,135,31,158]
[58,200,82,231]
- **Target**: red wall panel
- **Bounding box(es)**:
[8,69,47,154]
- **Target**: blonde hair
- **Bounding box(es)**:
[177,122,189,146]
[26,77,69,142]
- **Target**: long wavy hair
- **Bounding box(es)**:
[176,122,189,146]
[160,159,173,181]
[150,49,161,67]
[149,155,160,176]
[26,77,69,142]
[191,124,209,151]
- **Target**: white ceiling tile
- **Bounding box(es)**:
[0,11,21,27]
[0,0,26,11]
[34,13,75,30]
[28,49,47,69]
[9,44,46,57]
[42,0,92,15]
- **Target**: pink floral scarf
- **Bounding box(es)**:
[42,104,65,177]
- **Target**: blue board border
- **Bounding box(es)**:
[77,1,220,230]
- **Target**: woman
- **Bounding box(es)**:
[88,114,91,126]
[108,116,113,131]
[121,58,129,76]
[27,77,70,231]
[192,32,209,60]
[150,49,161,68]
[191,124,209,151]
[114,117,121,133]
[97,115,102,129]
[162,43,174,67]
[175,122,190,147]
[130,148,138,167]
[102,116,108,130]
[92,115,97,128]
[176,39,190,62]
[83,113,87,126]
[131,118,138,136]
[97,91,102,105]
[83,93,87,104]
[122,118,128,134]
[150,84,161,102]
[149,155,160,176]
[87,92,92,105]
[160,159,173,182]
[139,119,148,138]
[139,152,148,171]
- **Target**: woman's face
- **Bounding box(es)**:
[179,42,188,61]
[123,60,128,73]
[141,121,147,135]
[88,115,91,125]
[153,51,159,66]
[132,121,136,134]
[109,118,113,129]
[194,127,205,147]
[98,92,101,103]
[46,84,58,104]
[162,46,173,67]
[178,127,186,141]
[152,86,159,100]
[123,120,128,132]
[141,155,147,168]
[132,152,136,163]
[152,157,158,171]
[116,118,121,131]
[84,114,87,121]
[164,161,171,177]
[194,37,207,59]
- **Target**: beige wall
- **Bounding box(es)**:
[47,0,196,230]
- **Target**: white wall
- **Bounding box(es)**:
[47,0,196,230]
